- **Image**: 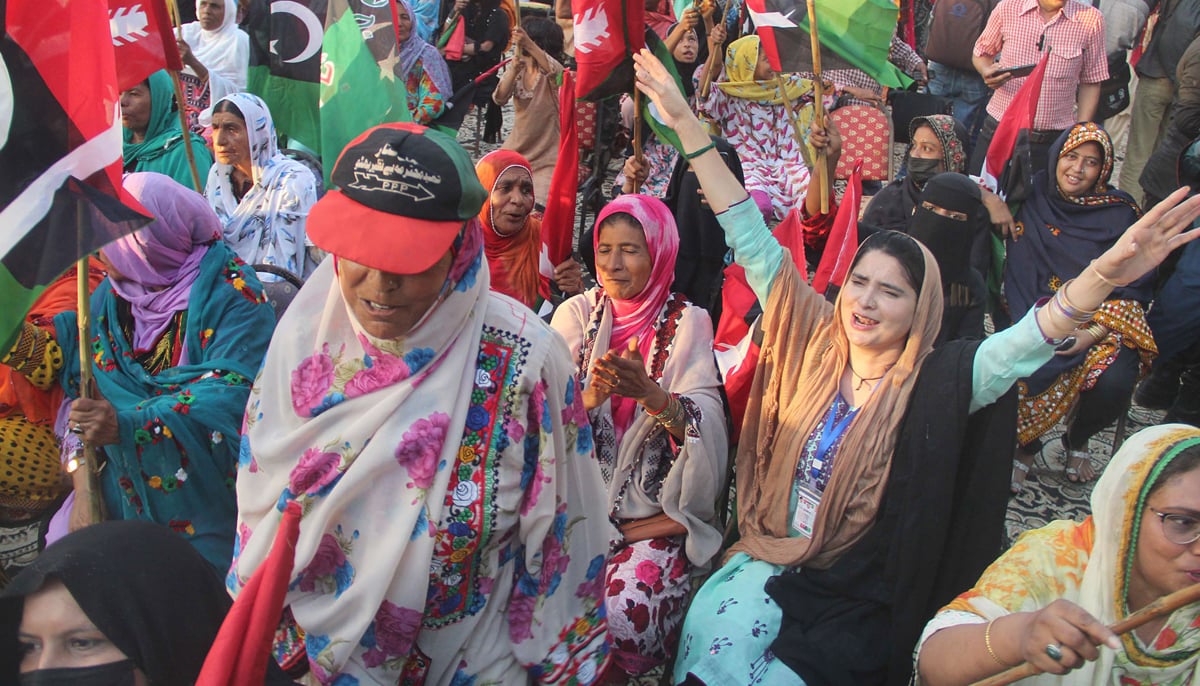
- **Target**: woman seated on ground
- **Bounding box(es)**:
[916,423,1200,685]
[0,172,274,572]
[1009,123,1156,492]
[698,34,833,222]
[205,93,320,279]
[395,0,452,125]
[121,71,214,190]
[176,0,249,134]
[475,150,582,312]
[1,520,292,684]
[551,194,728,682]
[229,124,610,683]
[629,47,1200,684]
[493,18,565,204]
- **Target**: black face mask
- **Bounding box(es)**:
[907,157,943,186]
[20,660,137,686]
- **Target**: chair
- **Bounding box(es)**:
[828,105,894,182]
[252,264,305,321]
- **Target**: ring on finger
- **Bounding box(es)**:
[1045,643,1064,662]
[70,423,84,435]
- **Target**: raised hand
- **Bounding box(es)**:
[1092,187,1200,286]
[633,49,693,132]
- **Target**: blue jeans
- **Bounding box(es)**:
[927,61,990,153]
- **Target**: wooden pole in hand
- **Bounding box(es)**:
[632,88,645,194]
[804,0,829,213]
[165,0,203,193]
[971,581,1200,686]
[75,205,104,526]
[698,0,722,99]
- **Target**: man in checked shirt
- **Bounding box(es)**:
[968,0,1108,176]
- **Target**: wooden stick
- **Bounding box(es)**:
[804,0,828,213]
[75,209,104,526]
[972,581,1200,686]
[632,88,645,194]
[167,69,205,193]
[697,1,722,100]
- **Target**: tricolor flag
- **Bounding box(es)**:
[108,0,181,91]
[243,0,326,152]
[640,31,685,153]
[572,0,644,100]
[1,0,152,351]
[747,0,911,89]
[320,0,411,185]
[980,52,1050,204]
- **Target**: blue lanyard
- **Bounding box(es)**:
[810,400,859,484]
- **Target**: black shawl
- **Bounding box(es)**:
[766,339,1017,685]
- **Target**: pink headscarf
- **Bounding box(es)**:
[103,172,221,351]
[593,194,680,431]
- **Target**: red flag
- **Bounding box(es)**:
[812,160,861,295]
[541,70,578,270]
[441,16,465,61]
[108,0,182,91]
[2,0,153,349]
[980,52,1049,204]
[572,0,644,99]
[713,213,807,440]
[197,502,302,686]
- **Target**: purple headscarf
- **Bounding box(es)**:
[103,172,221,351]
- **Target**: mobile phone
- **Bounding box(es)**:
[1055,336,1077,352]
[996,63,1037,79]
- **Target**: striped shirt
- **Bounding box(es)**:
[974,0,1108,130]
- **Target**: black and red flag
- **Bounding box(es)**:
[572,0,644,100]
[980,52,1050,204]
[1,0,152,350]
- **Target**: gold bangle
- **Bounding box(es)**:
[984,618,1006,666]
[1085,321,1108,341]
[1089,259,1130,289]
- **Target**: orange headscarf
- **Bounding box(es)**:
[475,150,545,309]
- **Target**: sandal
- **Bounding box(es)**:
[1062,436,1099,483]
[1011,458,1031,495]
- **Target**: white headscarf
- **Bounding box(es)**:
[180,0,249,100]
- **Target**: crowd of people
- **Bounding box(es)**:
[3,0,1200,684]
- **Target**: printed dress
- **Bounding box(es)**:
[230,249,613,686]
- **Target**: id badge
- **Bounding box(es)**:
[791,485,821,539]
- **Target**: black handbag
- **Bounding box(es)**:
[1096,54,1132,121]
[888,90,953,143]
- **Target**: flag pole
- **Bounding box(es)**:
[75,202,104,526]
[697,0,722,99]
[632,88,645,194]
[805,0,829,213]
[164,0,204,193]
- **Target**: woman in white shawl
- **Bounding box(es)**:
[204,92,319,279]
[550,194,729,682]
[177,0,249,133]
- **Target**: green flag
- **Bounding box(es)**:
[797,0,912,89]
[320,0,412,186]
[640,32,686,153]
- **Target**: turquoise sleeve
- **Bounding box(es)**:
[970,306,1055,413]
[715,198,785,304]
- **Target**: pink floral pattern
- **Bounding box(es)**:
[395,412,450,489]
[288,448,342,495]
[363,600,423,668]
[291,344,335,417]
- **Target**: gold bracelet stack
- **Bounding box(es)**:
[1082,321,1108,342]
[646,393,685,428]
[1051,279,1100,325]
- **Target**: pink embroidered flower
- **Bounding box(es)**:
[635,560,662,587]
[504,417,526,442]
[291,345,335,417]
[519,462,550,516]
[288,448,341,495]
[344,355,409,398]
[508,591,536,643]
[303,533,347,580]
[363,600,422,666]
[395,413,450,489]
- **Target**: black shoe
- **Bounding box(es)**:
[1134,359,1183,409]
[1164,365,1200,426]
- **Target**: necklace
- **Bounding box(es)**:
[848,363,891,391]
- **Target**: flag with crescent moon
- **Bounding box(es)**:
[243,0,327,152]
[0,0,151,350]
